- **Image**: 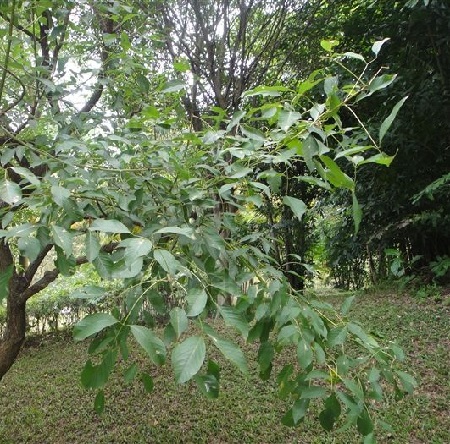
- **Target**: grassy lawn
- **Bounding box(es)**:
[0,290,449,443]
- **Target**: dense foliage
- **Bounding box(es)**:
[316,0,450,287]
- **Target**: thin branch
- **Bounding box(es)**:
[0,66,26,117]
[0,0,16,106]
[0,11,37,41]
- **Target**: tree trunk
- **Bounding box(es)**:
[0,294,26,380]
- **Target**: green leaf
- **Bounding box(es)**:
[195,374,219,399]
[51,225,73,256]
[81,360,108,389]
[342,52,365,62]
[119,237,153,261]
[55,247,75,276]
[17,237,41,262]
[328,326,348,347]
[297,339,313,370]
[357,409,374,436]
[120,31,131,51]
[226,110,246,131]
[93,251,114,279]
[172,336,206,384]
[243,85,290,98]
[173,58,190,72]
[11,167,40,186]
[319,393,341,431]
[395,370,417,394]
[319,156,354,190]
[240,125,265,142]
[352,192,362,235]
[103,33,117,45]
[161,79,185,93]
[0,264,13,303]
[282,398,310,426]
[361,153,395,166]
[363,433,376,444]
[210,336,248,375]
[348,322,380,348]
[90,219,130,234]
[169,307,188,339]
[94,390,105,414]
[300,386,327,399]
[320,40,339,52]
[153,249,181,275]
[278,110,301,131]
[219,306,249,338]
[123,363,138,384]
[155,226,194,238]
[86,231,101,262]
[70,285,106,300]
[141,373,154,393]
[341,296,355,315]
[229,165,253,179]
[372,38,390,56]
[336,354,350,376]
[74,313,118,341]
[51,185,70,207]
[131,325,166,366]
[282,196,307,221]
[136,73,150,94]
[1,223,35,239]
[368,74,397,94]
[379,96,408,142]
[0,180,22,205]
[186,288,208,317]
[258,341,274,374]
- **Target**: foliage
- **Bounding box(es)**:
[0,0,415,439]
[316,0,450,284]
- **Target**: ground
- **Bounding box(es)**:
[0,290,449,443]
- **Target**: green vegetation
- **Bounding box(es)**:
[1,290,448,443]
[1,0,449,441]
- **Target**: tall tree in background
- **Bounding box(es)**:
[314,0,450,286]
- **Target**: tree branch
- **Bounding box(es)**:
[0,11,37,41]
[23,244,53,284]
[19,242,119,303]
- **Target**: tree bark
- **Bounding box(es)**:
[0,294,26,380]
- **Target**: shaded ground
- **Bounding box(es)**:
[0,290,449,443]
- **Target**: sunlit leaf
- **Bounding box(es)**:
[0,180,22,205]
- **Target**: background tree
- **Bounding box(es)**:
[310,0,450,287]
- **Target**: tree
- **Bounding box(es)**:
[1,0,414,437]
[315,0,450,285]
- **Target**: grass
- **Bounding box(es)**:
[0,289,449,443]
